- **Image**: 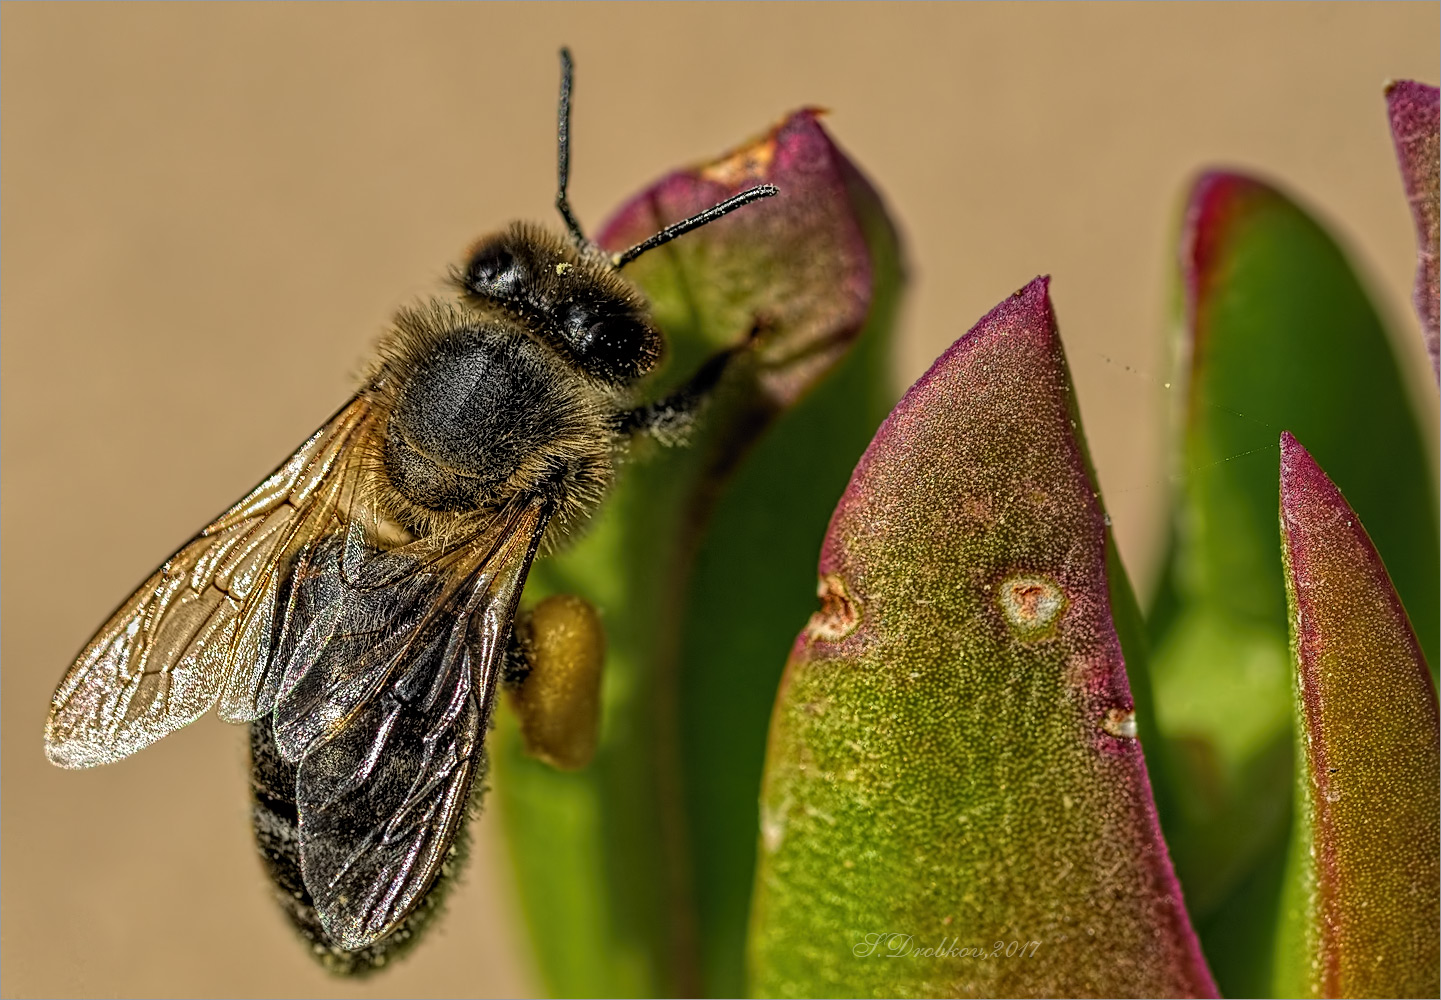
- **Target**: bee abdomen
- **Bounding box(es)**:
[247,722,461,976]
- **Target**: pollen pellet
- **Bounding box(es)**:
[509,594,605,770]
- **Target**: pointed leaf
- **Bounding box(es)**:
[750,279,1216,999]
[1385,80,1440,380]
[492,111,900,998]
[1145,171,1439,994]
[1171,172,1437,646]
[1273,433,1439,998]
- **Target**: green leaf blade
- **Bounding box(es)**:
[1147,171,1439,994]
[750,279,1215,998]
[1177,173,1437,647]
[1274,433,1439,999]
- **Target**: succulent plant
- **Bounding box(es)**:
[493,110,901,999]
[495,83,1439,999]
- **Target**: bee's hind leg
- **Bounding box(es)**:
[501,610,535,688]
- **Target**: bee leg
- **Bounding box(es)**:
[502,608,534,687]
[502,594,605,770]
[617,320,767,445]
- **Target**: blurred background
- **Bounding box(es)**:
[3,4,1436,997]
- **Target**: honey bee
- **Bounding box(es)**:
[44,48,775,973]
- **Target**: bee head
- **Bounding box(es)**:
[454,48,777,389]
[458,225,663,385]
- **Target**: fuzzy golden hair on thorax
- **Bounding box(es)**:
[360,296,620,546]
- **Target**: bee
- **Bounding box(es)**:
[43,48,776,973]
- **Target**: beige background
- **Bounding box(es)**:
[3,4,1437,997]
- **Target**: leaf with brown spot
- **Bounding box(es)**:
[750,279,1215,998]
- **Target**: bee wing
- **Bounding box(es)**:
[44,398,374,768]
[277,498,550,950]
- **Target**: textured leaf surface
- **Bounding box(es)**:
[491,111,900,997]
[1386,80,1440,380]
[1146,172,1439,995]
[1273,433,1439,998]
[750,279,1215,999]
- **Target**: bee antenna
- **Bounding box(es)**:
[555,47,587,247]
[612,184,779,269]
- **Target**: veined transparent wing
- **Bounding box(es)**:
[264,497,552,948]
[45,397,375,768]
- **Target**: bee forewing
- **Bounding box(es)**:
[44,398,374,767]
[294,498,551,949]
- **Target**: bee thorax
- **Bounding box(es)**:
[367,307,615,537]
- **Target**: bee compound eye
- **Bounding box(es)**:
[465,244,523,297]
[576,315,661,382]
[550,301,661,382]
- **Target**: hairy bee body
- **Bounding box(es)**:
[359,223,658,544]
[234,226,664,971]
[248,719,461,974]
[44,49,776,972]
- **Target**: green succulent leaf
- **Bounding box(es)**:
[1146,172,1439,995]
[749,279,1216,999]
[1385,80,1440,380]
[491,111,901,998]
[1272,433,1439,999]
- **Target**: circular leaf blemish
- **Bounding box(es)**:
[804,573,861,643]
[1102,707,1138,739]
[997,574,1067,640]
[760,796,790,854]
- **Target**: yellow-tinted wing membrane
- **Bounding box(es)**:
[45,398,374,768]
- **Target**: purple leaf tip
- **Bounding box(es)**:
[1385,80,1440,380]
